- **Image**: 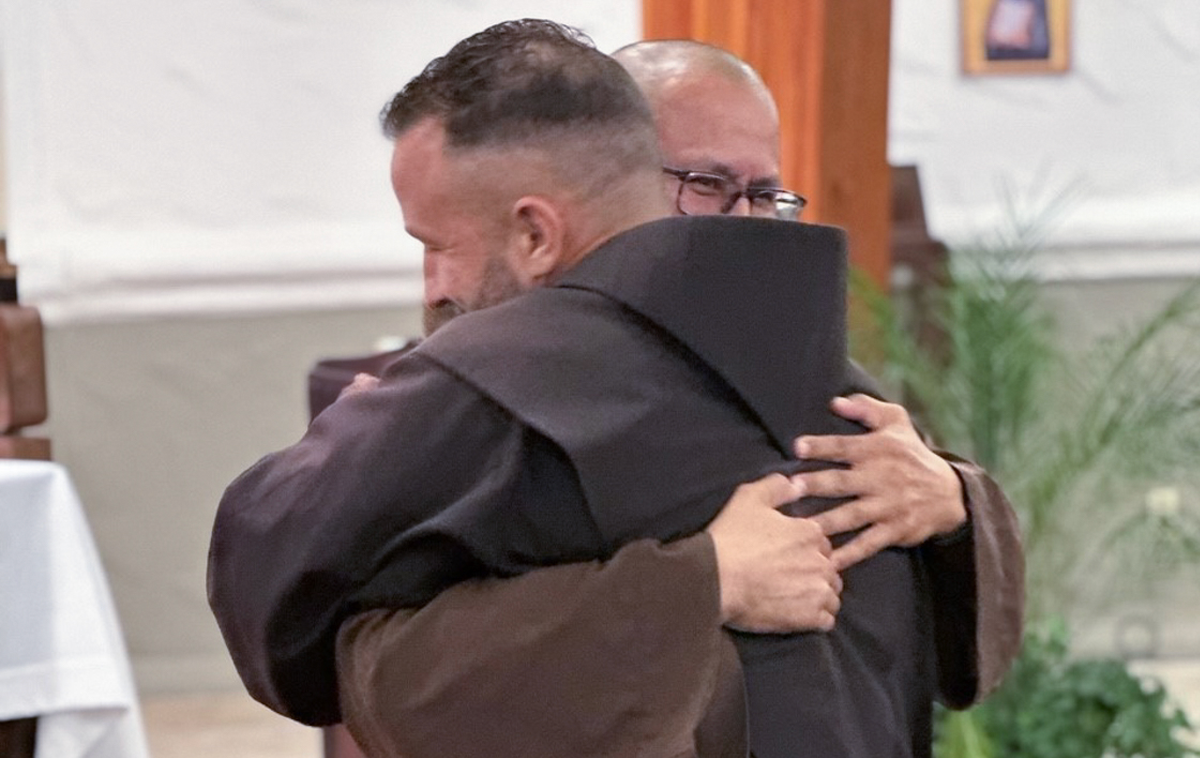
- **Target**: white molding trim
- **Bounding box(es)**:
[13,223,425,325]
[28,239,1200,325]
[1026,242,1200,283]
[29,271,426,325]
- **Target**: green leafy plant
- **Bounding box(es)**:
[852,192,1200,757]
[855,195,1200,620]
[940,621,1198,758]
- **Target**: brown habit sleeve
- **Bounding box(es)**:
[335,462,1025,755]
[337,535,747,758]
[925,454,1025,707]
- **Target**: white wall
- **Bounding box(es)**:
[6,1,1198,325]
[1,0,640,323]
[890,0,1200,279]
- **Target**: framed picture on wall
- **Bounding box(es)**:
[961,0,1071,74]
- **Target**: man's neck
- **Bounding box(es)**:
[551,180,672,279]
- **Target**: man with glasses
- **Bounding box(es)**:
[333,38,1023,758]
[612,39,1023,579]
[213,28,1023,758]
[661,167,806,220]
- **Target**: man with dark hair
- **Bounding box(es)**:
[210,21,1022,758]
[375,20,664,337]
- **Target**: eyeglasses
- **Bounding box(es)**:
[663,167,807,221]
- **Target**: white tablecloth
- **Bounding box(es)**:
[0,460,150,758]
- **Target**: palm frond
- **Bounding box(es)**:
[855,219,1200,621]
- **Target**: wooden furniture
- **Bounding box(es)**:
[0,239,50,461]
[890,164,950,355]
[891,165,948,281]
[0,239,51,758]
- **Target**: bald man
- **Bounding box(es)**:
[324,39,1023,758]
[614,41,1021,577]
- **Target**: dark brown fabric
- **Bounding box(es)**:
[846,362,1025,706]
[313,250,1024,752]
[0,718,36,758]
[308,345,417,421]
[209,216,858,730]
[320,362,1022,740]
[930,455,1025,704]
[334,459,1023,757]
[210,217,946,755]
[0,305,48,433]
[337,536,745,758]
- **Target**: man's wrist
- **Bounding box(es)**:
[930,461,972,545]
[706,532,742,624]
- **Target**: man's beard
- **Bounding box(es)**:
[423,253,525,336]
[422,300,465,336]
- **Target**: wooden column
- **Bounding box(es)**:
[643,0,894,288]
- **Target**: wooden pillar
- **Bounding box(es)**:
[643,0,894,288]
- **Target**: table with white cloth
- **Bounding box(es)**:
[0,460,150,758]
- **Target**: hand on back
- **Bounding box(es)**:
[706,473,842,633]
[794,394,966,570]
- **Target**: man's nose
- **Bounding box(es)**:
[423,255,446,308]
[726,194,754,217]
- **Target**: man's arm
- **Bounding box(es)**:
[793,392,1025,705]
[212,348,844,728]
[337,473,836,758]
[921,452,1025,707]
[208,353,590,725]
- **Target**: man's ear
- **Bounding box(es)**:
[510,196,565,284]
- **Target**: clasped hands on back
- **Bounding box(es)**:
[710,393,966,634]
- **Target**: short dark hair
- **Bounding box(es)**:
[380,19,660,195]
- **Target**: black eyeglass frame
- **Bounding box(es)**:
[662,167,807,221]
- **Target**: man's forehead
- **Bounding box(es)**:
[652,75,781,183]
[391,118,446,166]
[678,159,780,186]
[389,120,461,235]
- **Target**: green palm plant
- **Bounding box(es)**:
[851,194,1200,757]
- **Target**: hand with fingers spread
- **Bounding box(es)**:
[793,394,967,571]
[706,473,843,634]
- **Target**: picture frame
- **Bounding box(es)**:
[961,0,1071,75]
